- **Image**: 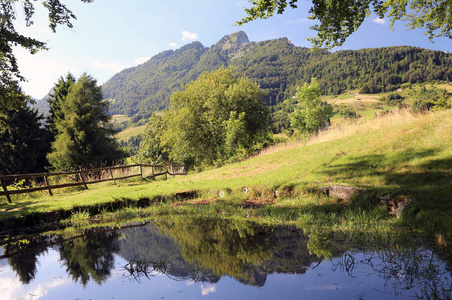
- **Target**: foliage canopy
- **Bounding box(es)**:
[138,68,271,167]
[237,0,452,49]
[290,78,332,136]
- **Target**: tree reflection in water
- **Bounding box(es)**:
[58,230,120,286]
[8,248,48,284]
[0,217,451,299]
[120,218,344,287]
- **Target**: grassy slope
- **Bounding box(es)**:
[116,125,146,141]
[1,110,451,232]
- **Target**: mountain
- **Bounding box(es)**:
[102,31,452,118]
[32,94,50,117]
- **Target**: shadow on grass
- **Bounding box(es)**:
[318,147,452,250]
[319,148,451,207]
[1,199,40,212]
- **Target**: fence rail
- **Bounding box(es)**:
[0,163,186,203]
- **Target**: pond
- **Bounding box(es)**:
[0,218,451,299]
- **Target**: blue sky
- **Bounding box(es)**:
[13,0,452,99]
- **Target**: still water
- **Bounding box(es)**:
[0,218,451,299]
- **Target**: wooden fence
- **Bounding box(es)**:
[0,163,186,203]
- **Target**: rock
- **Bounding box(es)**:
[378,193,412,217]
[320,185,366,200]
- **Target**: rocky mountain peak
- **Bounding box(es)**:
[213,31,251,61]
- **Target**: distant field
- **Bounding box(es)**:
[325,92,381,105]
[116,125,146,141]
[420,82,452,93]
[112,114,131,124]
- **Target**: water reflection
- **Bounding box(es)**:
[58,230,120,285]
[0,218,451,299]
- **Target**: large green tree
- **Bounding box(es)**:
[0,0,93,111]
[156,67,271,166]
[47,73,123,170]
[238,0,452,49]
[290,78,332,136]
[0,83,51,175]
[135,113,169,165]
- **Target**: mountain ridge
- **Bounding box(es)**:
[34,31,452,118]
[102,31,452,119]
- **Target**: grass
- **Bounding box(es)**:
[1,109,451,241]
[116,125,146,141]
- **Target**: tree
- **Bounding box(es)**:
[0,0,93,110]
[135,113,169,164]
[46,73,76,137]
[237,0,452,49]
[0,74,31,114]
[159,67,271,166]
[0,83,51,175]
[290,78,332,136]
[47,73,124,170]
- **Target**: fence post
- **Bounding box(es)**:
[44,174,53,196]
[79,171,88,190]
[139,165,143,179]
[1,179,12,203]
[108,168,117,184]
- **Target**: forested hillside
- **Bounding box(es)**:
[102,31,452,119]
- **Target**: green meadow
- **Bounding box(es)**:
[1,109,451,246]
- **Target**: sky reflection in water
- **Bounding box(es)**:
[0,219,451,299]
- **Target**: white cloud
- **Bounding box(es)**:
[286,18,313,24]
[0,266,69,300]
[134,57,151,65]
[373,18,386,25]
[201,284,216,296]
[182,30,198,42]
[169,42,179,48]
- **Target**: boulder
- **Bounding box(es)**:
[320,185,366,200]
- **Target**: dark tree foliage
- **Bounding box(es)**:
[119,134,143,156]
[0,84,51,175]
[237,0,452,49]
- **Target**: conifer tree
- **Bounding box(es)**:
[46,73,76,137]
[47,73,124,170]
[0,83,51,175]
